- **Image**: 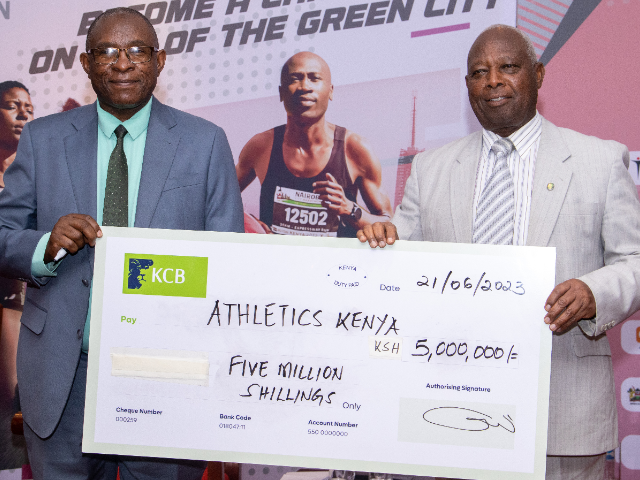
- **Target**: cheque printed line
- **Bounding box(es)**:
[406,338,519,367]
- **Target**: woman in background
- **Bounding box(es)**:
[0,80,34,470]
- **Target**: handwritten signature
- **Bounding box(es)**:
[422,407,515,433]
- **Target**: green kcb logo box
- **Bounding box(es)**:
[123,254,208,298]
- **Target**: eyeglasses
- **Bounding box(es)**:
[87,46,159,65]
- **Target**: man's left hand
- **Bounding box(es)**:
[544,279,596,333]
[313,173,352,216]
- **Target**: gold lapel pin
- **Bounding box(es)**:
[547,183,554,191]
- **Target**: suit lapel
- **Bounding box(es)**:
[64,105,98,218]
[450,132,482,243]
[527,118,572,247]
[135,98,180,228]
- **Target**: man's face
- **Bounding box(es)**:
[80,14,166,122]
[465,29,545,137]
[279,54,333,123]
[0,88,34,151]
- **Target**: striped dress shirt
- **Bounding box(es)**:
[472,112,542,246]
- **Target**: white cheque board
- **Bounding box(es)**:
[84,227,555,480]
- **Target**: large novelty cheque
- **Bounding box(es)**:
[83,227,555,480]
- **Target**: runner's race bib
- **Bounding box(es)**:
[271,186,339,236]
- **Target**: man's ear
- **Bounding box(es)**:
[535,63,545,89]
[80,52,91,76]
[156,49,167,75]
[329,84,334,102]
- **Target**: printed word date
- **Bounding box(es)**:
[417,271,525,296]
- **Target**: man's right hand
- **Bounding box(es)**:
[44,214,102,263]
[357,222,398,248]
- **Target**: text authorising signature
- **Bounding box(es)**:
[422,407,515,433]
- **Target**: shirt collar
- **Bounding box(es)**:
[482,111,542,156]
[97,98,153,140]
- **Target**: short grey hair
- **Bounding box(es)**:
[86,7,159,51]
[480,24,540,66]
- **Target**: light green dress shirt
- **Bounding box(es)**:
[30,99,152,352]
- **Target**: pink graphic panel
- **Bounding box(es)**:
[538,2,640,150]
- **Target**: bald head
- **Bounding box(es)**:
[468,25,538,70]
[279,52,334,124]
[280,52,332,86]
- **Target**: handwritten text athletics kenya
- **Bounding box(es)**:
[206,299,400,335]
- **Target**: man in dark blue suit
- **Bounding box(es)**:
[0,7,243,479]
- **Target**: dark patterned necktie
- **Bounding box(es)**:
[473,138,515,245]
[103,125,129,227]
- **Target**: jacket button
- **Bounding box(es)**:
[82,279,90,287]
[77,329,83,339]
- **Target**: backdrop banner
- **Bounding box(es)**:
[1,0,515,218]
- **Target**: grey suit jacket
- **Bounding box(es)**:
[394,117,640,455]
[0,97,244,438]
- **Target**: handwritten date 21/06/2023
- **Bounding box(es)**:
[417,271,525,296]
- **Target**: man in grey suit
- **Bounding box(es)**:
[0,7,243,479]
[359,25,640,479]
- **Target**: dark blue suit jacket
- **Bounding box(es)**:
[0,97,244,438]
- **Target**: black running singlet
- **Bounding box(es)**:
[259,124,358,237]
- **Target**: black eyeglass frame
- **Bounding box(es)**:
[86,46,160,65]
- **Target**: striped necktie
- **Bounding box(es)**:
[473,138,515,245]
[103,125,129,227]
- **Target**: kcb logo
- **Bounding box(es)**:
[123,254,208,298]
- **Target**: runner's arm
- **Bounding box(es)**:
[236,130,273,191]
[342,132,393,230]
